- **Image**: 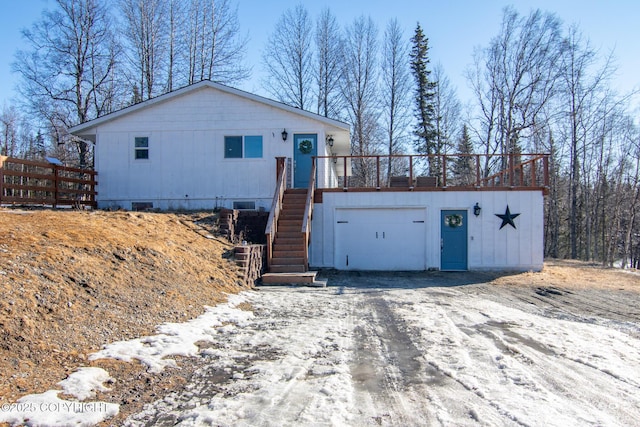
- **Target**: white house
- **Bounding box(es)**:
[70,80,547,273]
[69,80,351,212]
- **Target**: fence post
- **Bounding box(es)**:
[441,155,447,187]
[275,157,285,185]
[0,156,6,205]
[52,164,59,208]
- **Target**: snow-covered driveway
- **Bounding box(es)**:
[126,273,640,426]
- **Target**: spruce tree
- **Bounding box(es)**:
[410,23,437,173]
[452,124,475,185]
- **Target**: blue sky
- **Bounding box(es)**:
[1,0,638,109]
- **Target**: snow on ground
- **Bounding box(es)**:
[89,294,253,372]
[123,277,640,427]
[3,275,640,426]
[0,368,119,427]
[0,295,252,426]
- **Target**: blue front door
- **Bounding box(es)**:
[441,210,468,271]
[293,134,317,188]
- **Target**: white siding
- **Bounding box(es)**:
[309,190,544,272]
[92,86,345,210]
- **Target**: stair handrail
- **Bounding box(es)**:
[265,162,287,270]
[301,158,317,271]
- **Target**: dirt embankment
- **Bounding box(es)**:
[0,209,249,418]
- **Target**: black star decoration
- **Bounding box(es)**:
[495,205,520,229]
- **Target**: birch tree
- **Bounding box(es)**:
[433,64,461,182]
[341,16,380,186]
[262,4,314,109]
[380,18,411,182]
[468,7,564,174]
[120,0,168,100]
[315,8,343,118]
[185,0,249,85]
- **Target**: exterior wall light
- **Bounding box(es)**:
[326,135,334,147]
[281,129,288,141]
[474,202,482,217]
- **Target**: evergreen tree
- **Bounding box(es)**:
[452,124,475,185]
[410,23,437,173]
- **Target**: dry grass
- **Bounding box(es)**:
[491,258,640,291]
[0,208,248,413]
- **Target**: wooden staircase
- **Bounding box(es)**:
[270,189,307,273]
[262,189,321,285]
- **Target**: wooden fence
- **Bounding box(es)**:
[0,156,97,208]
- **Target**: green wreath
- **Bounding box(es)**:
[298,139,313,154]
[445,214,463,228]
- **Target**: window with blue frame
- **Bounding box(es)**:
[224,135,263,159]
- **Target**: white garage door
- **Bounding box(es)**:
[334,208,426,270]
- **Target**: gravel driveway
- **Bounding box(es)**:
[124,271,640,427]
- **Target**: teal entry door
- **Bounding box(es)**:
[441,210,468,271]
[293,134,317,188]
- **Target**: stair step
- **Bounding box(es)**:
[273,250,306,258]
[261,271,318,284]
[273,243,305,251]
[281,206,305,212]
[283,212,304,219]
[280,212,305,219]
[277,225,302,233]
[271,257,305,265]
[279,219,303,226]
[276,231,303,239]
[269,264,307,273]
[275,241,304,248]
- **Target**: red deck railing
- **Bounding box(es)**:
[314,153,549,192]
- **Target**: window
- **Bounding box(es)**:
[135,137,149,159]
[233,201,256,210]
[224,135,263,159]
[132,202,153,211]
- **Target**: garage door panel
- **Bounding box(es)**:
[335,208,426,270]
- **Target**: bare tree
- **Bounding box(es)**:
[0,105,20,157]
[341,16,380,186]
[380,18,411,183]
[558,25,617,259]
[262,4,314,109]
[467,7,564,174]
[433,64,461,182]
[185,0,249,85]
[120,0,168,100]
[315,8,343,118]
[13,0,119,168]
[165,0,186,92]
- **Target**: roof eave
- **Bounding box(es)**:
[68,80,350,135]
